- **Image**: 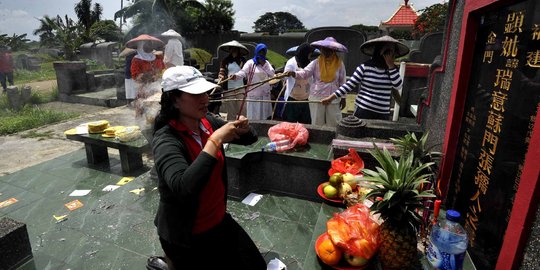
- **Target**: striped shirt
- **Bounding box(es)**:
[334,64,402,114]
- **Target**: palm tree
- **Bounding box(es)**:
[74,0,103,42]
[59,15,84,60]
[33,15,61,47]
[114,0,205,39]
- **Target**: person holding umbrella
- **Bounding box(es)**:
[217,40,249,120]
[161,29,184,68]
[321,35,409,120]
[287,37,347,127]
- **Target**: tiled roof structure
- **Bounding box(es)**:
[381,0,419,27]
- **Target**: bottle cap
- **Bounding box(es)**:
[446,210,461,222]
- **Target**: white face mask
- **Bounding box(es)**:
[135,41,156,61]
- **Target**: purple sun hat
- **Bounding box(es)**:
[310,37,348,53]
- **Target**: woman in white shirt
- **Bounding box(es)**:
[217,40,249,120]
[232,43,275,120]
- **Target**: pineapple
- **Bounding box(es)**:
[362,145,436,269]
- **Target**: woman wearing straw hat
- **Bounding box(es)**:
[152,66,266,270]
[230,43,275,120]
[288,37,347,127]
[321,35,408,120]
[217,40,249,120]
[126,34,165,119]
[161,29,184,68]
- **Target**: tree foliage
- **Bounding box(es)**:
[50,15,84,60]
[0,33,31,51]
[89,20,122,42]
[390,30,412,40]
[33,0,108,59]
[74,0,103,42]
[253,12,306,35]
[413,3,448,39]
[114,0,206,39]
[190,0,235,33]
[33,15,61,47]
[350,24,379,33]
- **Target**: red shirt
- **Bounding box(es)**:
[130,54,165,81]
[0,52,14,72]
[169,118,226,234]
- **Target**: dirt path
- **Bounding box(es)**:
[16,79,58,93]
[0,104,143,176]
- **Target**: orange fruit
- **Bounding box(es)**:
[317,238,342,265]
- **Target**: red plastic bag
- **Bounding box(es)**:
[328,148,364,176]
[267,122,309,151]
[326,203,380,259]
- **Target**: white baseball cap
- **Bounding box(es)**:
[161,66,218,94]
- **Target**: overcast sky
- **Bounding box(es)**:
[0,0,444,41]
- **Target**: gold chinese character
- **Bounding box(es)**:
[532,24,540,40]
[483,50,494,63]
[494,69,513,91]
[465,109,477,126]
[505,58,519,69]
[504,11,524,33]
[479,149,494,175]
[501,35,519,57]
[464,223,476,247]
[487,31,497,44]
[491,91,508,112]
[474,168,490,194]
[482,130,499,154]
[470,190,480,201]
[464,132,471,146]
[460,147,468,160]
[486,110,504,133]
[526,50,540,68]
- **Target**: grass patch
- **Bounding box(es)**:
[14,61,57,84]
[29,86,59,104]
[186,48,213,70]
[0,105,78,136]
[266,49,288,69]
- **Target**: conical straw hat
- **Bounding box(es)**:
[360,35,410,57]
[218,40,249,56]
[126,34,164,49]
[310,37,348,53]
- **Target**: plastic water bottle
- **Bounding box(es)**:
[426,210,468,270]
[262,139,291,152]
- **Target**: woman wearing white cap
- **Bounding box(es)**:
[161,29,184,68]
[152,66,266,269]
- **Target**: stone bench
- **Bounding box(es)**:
[66,133,150,173]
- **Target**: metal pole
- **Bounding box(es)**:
[392,61,406,122]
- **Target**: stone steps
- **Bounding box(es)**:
[60,87,127,108]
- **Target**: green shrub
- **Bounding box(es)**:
[29,86,59,104]
[185,48,213,70]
